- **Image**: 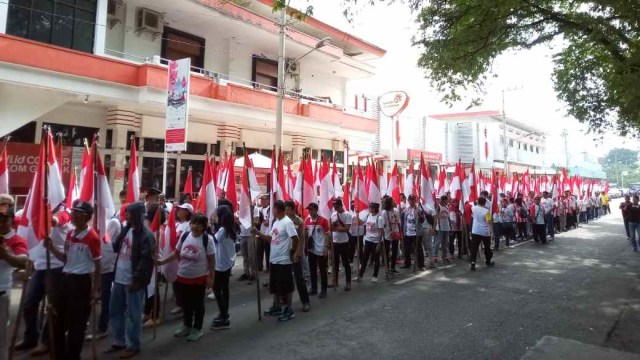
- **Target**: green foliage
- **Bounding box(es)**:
[272,0,313,22]
[341,0,640,136]
[602,148,640,184]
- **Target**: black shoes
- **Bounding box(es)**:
[470,263,476,271]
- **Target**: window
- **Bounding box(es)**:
[103,153,111,181]
[161,27,205,69]
[523,144,528,151]
[320,149,334,161]
[236,147,259,157]
[142,157,176,198]
[184,142,208,155]
[211,140,221,156]
[179,159,205,194]
[7,0,97,52]
[261,148,273,159]
[42,122,98,147]
[6,121,37,143]
[252,56,278,89]
[125,131,139,151]
[509,139,514,148]
[141,138,164,152]
[105,129,113,149]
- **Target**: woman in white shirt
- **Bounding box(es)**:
[356,202,384,283]
[210,205,237,330]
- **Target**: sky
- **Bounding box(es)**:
[289,0,638,163]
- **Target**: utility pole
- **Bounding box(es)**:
[561,129,569,169]
[502,89,508,175]
[275,8,286,162]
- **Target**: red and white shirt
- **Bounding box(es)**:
[304,215,330,256]
[63,228,101,275]
[0,230,28,292]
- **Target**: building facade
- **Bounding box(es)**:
[0,0,384,200]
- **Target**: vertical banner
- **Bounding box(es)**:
[165,58,191,152]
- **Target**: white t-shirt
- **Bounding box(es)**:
[349,210,368,236]
[502,204,516,223]
[364,213,383,244]
[381,209,401,240]
[269,216,297,265]
[115,229,134,285]
[471,205,491,236]
[239,207,259,237]
[403,207,418,236]
[259,206,271,233]
[531,204,545,224]
[103,217,122,274]
[177,232,215,278]
[541,198,555,214]
[63,228,101,275]
[213,228,235,272]
[436,206,451,231]
[30,225,67,271]
[330,211,353,244]
[305,215,330,256]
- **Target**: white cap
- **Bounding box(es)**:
[177,203,194,214]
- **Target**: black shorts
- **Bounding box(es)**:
[269,263,294,295]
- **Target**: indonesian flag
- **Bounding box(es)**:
[302,155,317,213]
[367,161,381,204]
[551,174,560,200]
[183,166,193,196]
[0,146,7,194]
[512,172,520,196]
[332,157,343,198]
[572,176,581,195]
[468,161,478,203]
[562,168,569,191]
[436,168,447,198]
[65,167,79,209]
[217,152,228,197]
[277,151,288,201]
[79,139,115,243]
[287,160,296,204]
[78,148,90,197]
[225,156,237,211]
[492,174,500,215]
[238,154,253,229]
[386,163,400,204]
[419,155,435,211]
[17,131,65,250]
[148,206,161,233]
[378,163,387,200]
[319,157,334,220]
[449,161,462,201]
[194,155,218,219]
[458,162,467,213]
[343,182,351,212]
[245,153,260,201]
[541,175,549,193]
[126,138,140,204]
[404,160,415,198]
[353,164,367,211]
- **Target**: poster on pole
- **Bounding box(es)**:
[165,58,191,152]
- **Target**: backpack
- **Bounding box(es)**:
[518,206,528,219]
[178,231,208,251]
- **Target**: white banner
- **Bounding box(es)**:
[165,58,191,152]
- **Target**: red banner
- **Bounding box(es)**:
[6,142,74,196]
[407,149,442,163]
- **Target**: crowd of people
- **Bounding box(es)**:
[0,185,618,359]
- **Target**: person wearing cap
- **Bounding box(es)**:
[0,208,29,360]
[305,202,330,298]
[256,194,271,272]
[0,194,14,215]
[16,207,70,356]
[45,200,101,360]
[105,201,154,359]
[402,194,425,269]
[284,201,311,312]
[356,202,384,283]
[541,191,556,240]
[530,196,547,244]
[330,198,353,291]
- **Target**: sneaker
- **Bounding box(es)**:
[210,320,230,330]
[142,318,160,328]
[86,331,108,341]
[344,283,351,291]
[207,292,216,300]
[371,277,378,283]
[277,307,295,322]
[486,261,495,267]
[186,328,203,341]
[354,276,361,283]
[302,303,311,312]
[238,274,249,281]
[470,263,476,271]
[170,307,183,315]
[211,314,228,324]
[318,291,327,299]
[173,325,191,337]
[390,269,400,274]
[264,305,283,316]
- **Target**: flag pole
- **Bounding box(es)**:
[91,133,99,360]
[245,143,262,321]
[152,215,160,340]
[42,127,56,360]
[0,136,10,162]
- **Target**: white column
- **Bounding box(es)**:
[0,0,9,34]
[93,0,108,55]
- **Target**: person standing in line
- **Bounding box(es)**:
[557,194,567,233]
[305,203,330,297]
[401,195,424,268]
[356,203,384,283]
[256,195,271,273]
[580,194,589,224]
[0,207,29,360]
[284,201,311,312]
[601,192,610,215]
[620,195,632,240]
[469,197,494,271]
[166,203,193,315]
[501,198,516,248]
[238,203,258,283]
[330,199,353,291]
[434,196,452,264]
[515,198,528,240]
[541,191,556,241]
[381,197,401,273]
[448,199,463,258]
[530,196,547,244]
[491,195,503,251]
[210,206,236,330]
[45,201,101,360]
[104,202,154,359]
[348,201,367,264]
[255,200,300,321]
[627,195,640,252]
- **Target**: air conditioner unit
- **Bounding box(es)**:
[136,7,163,36]
[107,0,124,29]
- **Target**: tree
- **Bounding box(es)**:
[338,0,640,137]
[602,148,640,185]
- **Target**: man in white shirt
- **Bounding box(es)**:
[470,197,494,271]
[256,194,270,272]
[531,196,547,244]
[330,199,353,291]
[541,191,556,240]
[401,195,425,270]
[238,206,259,282]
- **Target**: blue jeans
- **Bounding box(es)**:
[98,272,114,333]
[629,222,640,251]
[110,283,145,351]
[493,222,502,249]
[545,214,555,239]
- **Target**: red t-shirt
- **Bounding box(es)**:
[63,228,101,275]
[0,231,28,291]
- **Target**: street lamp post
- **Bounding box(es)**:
[274,7,331,161]
[501,86,522,175]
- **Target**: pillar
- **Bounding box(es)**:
[291,133,306,162]
[219,124,240,157]
[106,107,142,205]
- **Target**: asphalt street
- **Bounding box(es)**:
[12,199,640,360]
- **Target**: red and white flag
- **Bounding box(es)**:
[0,146,8,194]
[449,161,462,201]
[319,157,334,220]
[45,133,66,210]
[343,182,351,212]
[225,156,237,212]
[238,151,254,230]
[353,164,368,212]
[332,157,343,198]
[194,155,218,219]
[436,168,447,198]
[183,166,193,196]
[386,163,400,205]
[458,162,467,213]
[404,160,415,198]
[217,152,228,197]
[65,167,79,209]
[79,139,114,243]
[419,155,435,211]
[468,162,478,203]
[367,161,381,204]
[126,138,140,204]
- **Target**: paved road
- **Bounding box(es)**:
[14,199,640,359]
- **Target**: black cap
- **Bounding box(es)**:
[71,200,94,216]
[368,202,380,209]
[146,187,162,196]
[408,194,416,200]
[306,202,319,210]
[332,198,343,207]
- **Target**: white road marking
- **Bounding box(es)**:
[511,239,534,248]
[394,264,457,285]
